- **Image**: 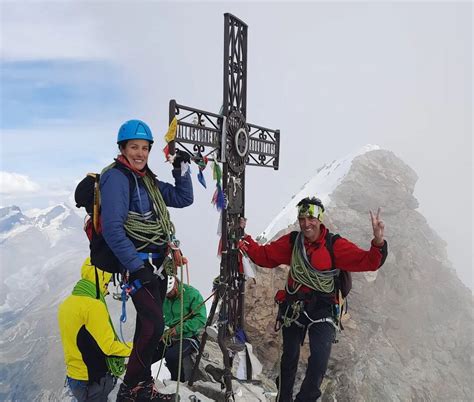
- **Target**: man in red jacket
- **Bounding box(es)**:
[240,197,387,402]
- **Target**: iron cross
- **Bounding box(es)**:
[168,13,279,396]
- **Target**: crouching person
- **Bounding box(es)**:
[153,276,206,382]
[58,258,132,401]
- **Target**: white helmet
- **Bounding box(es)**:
[166,275,176,294]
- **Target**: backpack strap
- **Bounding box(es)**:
[326,232,339,290]
[324,232,340,270]
[92,166,135,234]
[289,231,298,248]
[112,163,136,198]
[92,174,101,233]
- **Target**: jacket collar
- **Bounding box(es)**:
[116,155,147,177]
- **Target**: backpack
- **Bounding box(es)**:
[74,167,132,274]
[289,230,352,299]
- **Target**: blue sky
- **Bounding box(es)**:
[1,59,131,207]
[0,1,471,292]
[1,60,128,129]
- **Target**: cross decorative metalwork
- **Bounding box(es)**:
[168,13,279,399]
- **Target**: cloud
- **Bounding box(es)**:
[0,172,77,211]
[0,171,40,194]
[1,3,107,61]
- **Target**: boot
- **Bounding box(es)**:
[116,382,141,402]
[136,377,179,402]
[204,364,224,384]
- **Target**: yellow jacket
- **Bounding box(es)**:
[58,258,132,381]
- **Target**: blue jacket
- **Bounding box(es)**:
[100,164,193,273]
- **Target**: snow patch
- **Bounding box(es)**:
[259,144,379,242]
[0,224,31,242]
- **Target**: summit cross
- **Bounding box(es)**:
[168,13,280,399]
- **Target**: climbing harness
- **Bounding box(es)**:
[302,310,339,332]
[276,301,305,330]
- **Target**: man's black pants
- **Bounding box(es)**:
[277,321,335,402]
[153,338,196,382]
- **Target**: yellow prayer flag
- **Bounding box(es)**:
[164,117,178,143]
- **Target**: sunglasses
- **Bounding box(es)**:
[297,203,323,219]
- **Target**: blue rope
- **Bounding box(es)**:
[118,280,142,343]
[120,287,128,323]
[119,286,128,343]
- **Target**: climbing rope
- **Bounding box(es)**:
[287,232,338,295]
[154,289,217,382]
[176,249,185,401]
[123,173,175,250]
[99,163,176,250]
[154,330,172,382]
[280,301,304,329]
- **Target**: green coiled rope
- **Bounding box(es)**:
[287,232,338,295]
[123,173,175,249]
[100,164,175,249]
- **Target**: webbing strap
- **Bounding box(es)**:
[303,311,339,331]
[138,252,161,260]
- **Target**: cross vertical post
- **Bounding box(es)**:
[168,13,280,399]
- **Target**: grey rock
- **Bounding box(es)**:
[244,149,473,401]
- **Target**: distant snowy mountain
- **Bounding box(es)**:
[0,205,33,236]
[0,202,136,401]
[0,203,83,246]
[0,203,85,313]
[0,202,92,400]
[259,144,379,242]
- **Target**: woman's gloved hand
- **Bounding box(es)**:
[172,149,191,169]
[130,264,156,286]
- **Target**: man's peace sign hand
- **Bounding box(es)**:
[370,208,385,246]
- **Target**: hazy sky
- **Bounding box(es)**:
[1,1,472,293]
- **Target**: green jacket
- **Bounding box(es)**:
[163,283,207,339]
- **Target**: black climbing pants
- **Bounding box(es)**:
[277,321,335,402]
[123,274,166,387]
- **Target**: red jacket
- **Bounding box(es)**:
[244,224,387,295]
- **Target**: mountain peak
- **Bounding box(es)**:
[35,204,69,228]
[246,147,472,401]
[0,205,31,233]
[260,144,380,242]
[0,202,82,243]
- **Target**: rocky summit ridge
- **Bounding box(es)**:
[1,148,472,401]
[244,149,473,401]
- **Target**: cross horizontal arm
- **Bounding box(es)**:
[247,123,280,170]
[169,100,224,158]
[169,100,280,169]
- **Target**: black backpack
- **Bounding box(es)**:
[74,167,132,274]
[289,230,352,298]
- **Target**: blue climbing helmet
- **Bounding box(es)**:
[117,119,154,144]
